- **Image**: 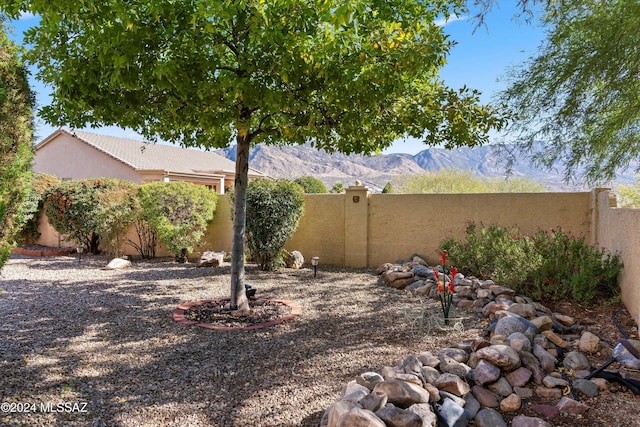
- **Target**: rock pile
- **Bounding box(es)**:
[319,255,639,427]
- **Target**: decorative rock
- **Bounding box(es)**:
[342,389,369,405]
[439,356,470,378]
[535,386,563,400]
[578,331,601,353]
[563,351,591,371]
[381,366,404,380]
[556,396,589,415]
[343,380,371,397]
[493,316,537,343]
[514,386,533,399]
[542,376,568,388]
[359,392,388,412]
[414,283,434,296]
[417,352,440,368]
[471,385,500,408]
[356,372,385,390]
[389,277,416,290]
[421,366,440,385]
[435,373,470,397]
[505,367,533,388]
[436,398,472,427]
[591,377,609,390]
[507,303,537,319]
[507,332,532,353]
[541,330,568,348]
[423,383,441,403]
[533,344,558,373]
[337,407,386,427]
[482,301,511,318]
[284,250,304,268]
[530,316,553,332]
[473,359,501,386]
[402,355,424,374]
[405,281,426,291]
[511,415,553,427]
[103,258,131,270]
[411,264,432,277]
[439,391,467,408]
[372,380,431,408]
[487,377,513,397]
[195,250,224,267]
[553,313,576,326]
[375,404,423,427]
[471,338,491,352]
[474,408,507,427]
[475,345,521,372]
[490,285,516,297]
[463,393,481,418]
[376,263,394,274]
[499,393,522,412]
[573,379,599,397]
[531,404,560,420]
[328,400,356,427]
[407,403,438,427]
[394,373,423,386]
[438,348,469,363]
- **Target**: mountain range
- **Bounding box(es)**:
[216,143,636,192]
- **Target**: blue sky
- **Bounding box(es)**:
[9,3,546,154]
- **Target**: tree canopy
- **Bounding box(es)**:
[1,0,507,311]
[496,0,640,184]
[0,20,33,269]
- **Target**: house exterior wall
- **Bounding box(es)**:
[33,133,142,183]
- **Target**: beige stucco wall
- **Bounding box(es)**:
[367,192,593,267]
[285,193,347,266]
[34,133,142,183]
[595,190,640,326]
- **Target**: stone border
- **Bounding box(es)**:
[11,246,76,257]
[173,297,301,331]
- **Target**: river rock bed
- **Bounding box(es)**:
[319,256,640,427]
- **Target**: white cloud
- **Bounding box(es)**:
[435,14,466,27]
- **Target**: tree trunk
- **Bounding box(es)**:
[230,133,251,314]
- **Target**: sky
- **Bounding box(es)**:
[8,3,546,155]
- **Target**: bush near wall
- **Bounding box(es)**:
[44,178,137,254]
[138,181,217,258]
[245,179,305,271]
[19,173,62,245]
[440,222,623,305]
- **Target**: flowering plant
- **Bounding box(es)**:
[433,250,457,324]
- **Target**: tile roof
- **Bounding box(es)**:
[43,129,264,177]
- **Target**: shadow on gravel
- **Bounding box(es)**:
[0,258,457,427]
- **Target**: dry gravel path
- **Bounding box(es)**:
[0,255,481,427]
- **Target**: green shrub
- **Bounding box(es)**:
[44,178,135,253]
[94,181,139,256]
[395,168,546,193]
[294,176,328,193]
[381,182,394,193]
[19,173,61,244]
[0,24,35,269]
[245,179,305,271]
[440,223,622,305]
[331,182,345,194]
[138,181,217,258]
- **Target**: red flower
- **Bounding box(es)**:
[437,281,444,294]
[440,250,447,266]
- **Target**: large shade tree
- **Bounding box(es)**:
[2,0,506,313]
[487,0,640,184]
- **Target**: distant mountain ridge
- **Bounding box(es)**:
[216,143,635,192]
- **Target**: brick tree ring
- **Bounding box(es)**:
[173,297,301,331]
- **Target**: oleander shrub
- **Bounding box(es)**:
[138,181,217,258]
[245,179,305,271]
[44,178,136,253]
[440,223,622,305]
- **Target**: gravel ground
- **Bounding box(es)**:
[0,255,482,427]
